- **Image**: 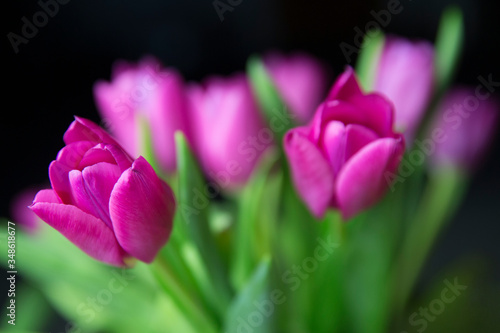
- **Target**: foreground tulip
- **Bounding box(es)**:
[30,117,176,266]
[429,88,499,171]
[187,74,272,187]
[94,57,190,172]
[263,52,329,124]
[374,36,434,142]
[284,67,405,220]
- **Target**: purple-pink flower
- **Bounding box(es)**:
[93,57,190,172]
[263,52,329,124]
[429,87,499,171]
[30,117,175,266]
[187,74,272,187]
[374,36,434,142]
[284,67,405,220]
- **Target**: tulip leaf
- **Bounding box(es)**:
[174,131,233,315]
[231,148,279,290]
[435,6,464,93]
[223,257,273,333]
[247,55,295,141]
[355,30,385,92]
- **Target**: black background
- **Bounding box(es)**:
[2,0,500,331]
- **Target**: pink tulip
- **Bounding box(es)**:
[284,67,405,220]
[93,57,190,172]
[263,52,329,124]
[374,36,434,143]
[187,74,272,187]
[30,117,176,266]
[429,88,499,171]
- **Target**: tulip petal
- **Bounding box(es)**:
[321,121,346,176]
[327,66,362,101]
[49,161,74,205]
[30,200,128,266]
[335,137,404,220]
[56,141,95,169]
[109,157,175,262]
[284,129,335,218]
[344,124,380,161]
[63,117,118,145]
[32,189,61,204]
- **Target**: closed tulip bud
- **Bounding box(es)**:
[187,74,273,187]
[30,117,176,267]
[374,36,435,143]
[263,52,330,124]
[284,67,405,220]
[93,57,190,172]
[429,87,499,171]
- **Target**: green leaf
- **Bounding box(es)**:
[247,55,296,141]
[175,132,233,315]
[231,148,279,290]
[435,6,464,93]
[224,257,273,333]
[355,30,385,91]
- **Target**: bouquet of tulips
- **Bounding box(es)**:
[3,6,499,333]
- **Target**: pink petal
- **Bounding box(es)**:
[49,161,74,205]
[335,136,404,220]
[56,141,95,169]
[284,129,335,218]
[30,201,128,266]
[32,189,61,204]
[109,157,175,262]
[79,144,117,170]
[321,121,346,176]
[343,124,380,161]
[63,117,118,146]
[326,66,362,101]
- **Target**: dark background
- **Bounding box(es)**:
[2,0,500,331]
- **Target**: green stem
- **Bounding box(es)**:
[151,256,219,333]
[391,167,466,314]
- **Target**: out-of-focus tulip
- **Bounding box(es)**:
[284,67,405,220]
[429,88,498,171]
[187,74,272,187]
[10,187,41,233]
[263,52,329,124]
[374,36,434,142]
[30,117,176,267]
[93,57,190,172]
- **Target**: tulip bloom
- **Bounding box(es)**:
[30,117,175,266]
[429,88,498,171]
[263,52,329,124]
[94,57,190,172]
[284,67,405,220]
[374,36,434,142]
[187,74,272,186]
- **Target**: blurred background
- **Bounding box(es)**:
[2,0,499,332]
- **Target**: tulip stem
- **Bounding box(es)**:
[151,256,219,333]
[391,167,466,314]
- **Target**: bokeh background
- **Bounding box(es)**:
[2,0,499,331]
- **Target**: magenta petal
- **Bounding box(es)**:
[56,141,95,169]
[33,189,61,205]
[326,67,361,101]
[284,129,335,218]
[335,137,404,220]
[321,121,346,176]
[109,157,175,262]
[30,201,128,266]
[348,93,394,137]
[79,144,117,169]
[344,124,380,161]
[63,117,118,145]
[49,161,74,205]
